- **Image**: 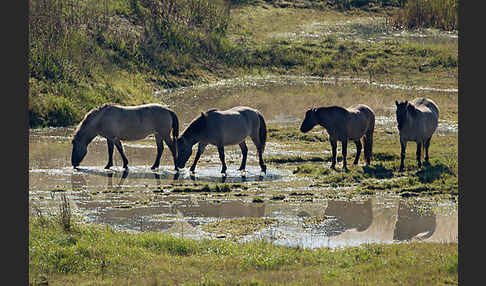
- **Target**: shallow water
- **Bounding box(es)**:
[271,16,458,46]
[29,76,457,248]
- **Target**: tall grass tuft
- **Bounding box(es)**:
[391,0,458,30]
[59,194,72,232]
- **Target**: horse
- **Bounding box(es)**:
[176,106,267,175]
[395,98,439,172]
[300,104,375,172]
[71,103,179,170]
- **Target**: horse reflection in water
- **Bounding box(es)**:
[72,168,180,192]
[323,199,437,243]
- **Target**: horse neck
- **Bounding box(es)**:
[77,127,97,145]
[181,125,204,146]
[182,132,201,146]
[316,107,342,129]
[75,118,99,145]
[181,116,206,145]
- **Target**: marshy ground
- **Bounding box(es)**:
[29,74,458,247]
[28,3,458,285]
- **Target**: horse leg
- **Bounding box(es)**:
[399,138,407,172]
[105,139,114,169]
[151,135,164,170]
[217,145,227,174]
[416,141,422,169]
[238,141,248,171]
[114,140,129,169]
[424,137,431,165]
[250,134,266,174]
[342,140,349,172]
[190,143,206,173]
[364,129,373,166]
[353,139,362,165]
[330,139,337,170]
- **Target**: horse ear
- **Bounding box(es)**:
[201,112,206,118]
[395,100,399,107]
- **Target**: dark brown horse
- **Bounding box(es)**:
[395,98,439,171]
[300,104,375,171]
[71,103,179,170]
[176,106,267,174]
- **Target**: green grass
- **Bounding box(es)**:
[29,217,458,285]
[28,1,457,128]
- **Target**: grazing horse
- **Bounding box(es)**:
[395,98,439,171]
[71,103,179,170]
[300,104,375,171]
[176,106,267,174]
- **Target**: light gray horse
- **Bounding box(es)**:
[395,98,439,171]
[176,106,267,174]
[71,103,179,170]
[300,104,375,171]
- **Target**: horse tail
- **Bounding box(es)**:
[258,112,267,153]
[170,110,179,154]
[421,141,426,160]
[364,112,374,164]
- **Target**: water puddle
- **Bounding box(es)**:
[30,190,457,248]
[271,17,457,45]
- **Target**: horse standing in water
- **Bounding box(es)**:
[71,103,179,170]
[176,106,267,175]
[300,104,375,171]
[395,98,439,171]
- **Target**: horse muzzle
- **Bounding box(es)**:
[176,161,186,169]
[300,125,311,133]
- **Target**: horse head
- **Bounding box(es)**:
[176,136,193,169]
[300,108,318,133]
[395,100,412,130]
[71,137,88,168]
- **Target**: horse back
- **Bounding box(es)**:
[411,98,439,118]
[203,106,261,145]
[98,104,175,140]
[346,104,375,140]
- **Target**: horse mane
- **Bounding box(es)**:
[73,104,111,141]
[315,106,348,118]
[181,112,207,137]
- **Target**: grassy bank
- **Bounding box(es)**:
[266,123,457,199]
[29,216,458,285]
[28,0,458,128]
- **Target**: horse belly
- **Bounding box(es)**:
[347,117,368,140]
[115,122,154,141]
[221,128,250,145]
